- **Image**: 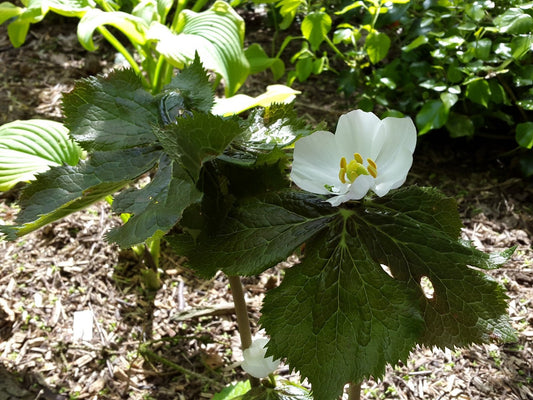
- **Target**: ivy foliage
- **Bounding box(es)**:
[1,58,516,399]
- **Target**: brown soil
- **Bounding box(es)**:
[0,15,532,400]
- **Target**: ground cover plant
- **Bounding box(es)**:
[0,51,521,399]
[252,0,533,174]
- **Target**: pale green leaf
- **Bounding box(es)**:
[150,1,249,96]
[0,2,23,25]
[77,8,148,51]
[365,30,390,64]
[0,120,82,191]
[0,147,161,239]
[301,11,331,52]
[212,84,299,116]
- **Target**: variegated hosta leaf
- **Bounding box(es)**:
[0,119,82,191]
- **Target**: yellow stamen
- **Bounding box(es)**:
[338,154,378,184]
[339,167,347,184]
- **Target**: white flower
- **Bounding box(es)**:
[241,338,280,378]
[290,110,417,206]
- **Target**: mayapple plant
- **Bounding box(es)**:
[1,58,516,399]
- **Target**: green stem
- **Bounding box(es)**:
[96,26,149,88]
[171,0,189,31]
[152,56,169,94]
[191,0,209,12]
[347,381,362,400]
[228,275,261,388]
[139,344,223,388]
[324,35,347,61]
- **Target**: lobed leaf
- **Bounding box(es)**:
[106,155,202,247]
[166,190,336,277]
[174,185,515,399]
[63,69,159,152]
[1,147,161,239]
[154,112,241,181]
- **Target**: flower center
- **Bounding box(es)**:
[338,153,377,184]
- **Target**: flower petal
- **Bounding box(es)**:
[335,110,381,159]
[373,148,413,196]
[374,116,416,164]
[291,130,348,195]
[241,338,280,378]
[327,175,373,206]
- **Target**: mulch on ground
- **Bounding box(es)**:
[1,17,532,400]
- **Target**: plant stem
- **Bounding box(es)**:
[228,275,261,387]
[97,26,149,88]
[347,381,361,400]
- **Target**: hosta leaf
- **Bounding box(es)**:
[106,155,202,247]
[148,1,249,97]
[0,147,161,239]
[44,0,96,17]
[63,69,159,152]
[212,84,299,116]
[77,8,148,51]
[173,186,515,399]
[0,119,82,191]
[154,112,241,181]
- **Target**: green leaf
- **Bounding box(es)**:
[469,38,491,60]
[258,187,515,399]
[212,85,299,116]
[0,119,82,191]
[7,18,30,47]
[212,380,251,400]
[511,34,532,60]
[149,1,249,97]
[466,79,491,107]
[162,54,214,114]
[0,147,161,239]
[44,0,96,17]
[276,0,305,29]
[494,8,533,34]
[154,112,240,181]
[365,30,391,64]
[295,57,313,82]
[516,122,533,148]
[402,35,428,52]
[63,69,159,152]
[446,112,475,138]
[245,43,276,74]
[106,155,202,247]
[77,8,148,51]
[0,2,23,25]
[166,190,336,277]
[301,11,331,52]
[416,99,448,135]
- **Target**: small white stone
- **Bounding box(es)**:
[73,310,93,342]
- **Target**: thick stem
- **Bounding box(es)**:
[228,275,260,387]
[347,381,361,400]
